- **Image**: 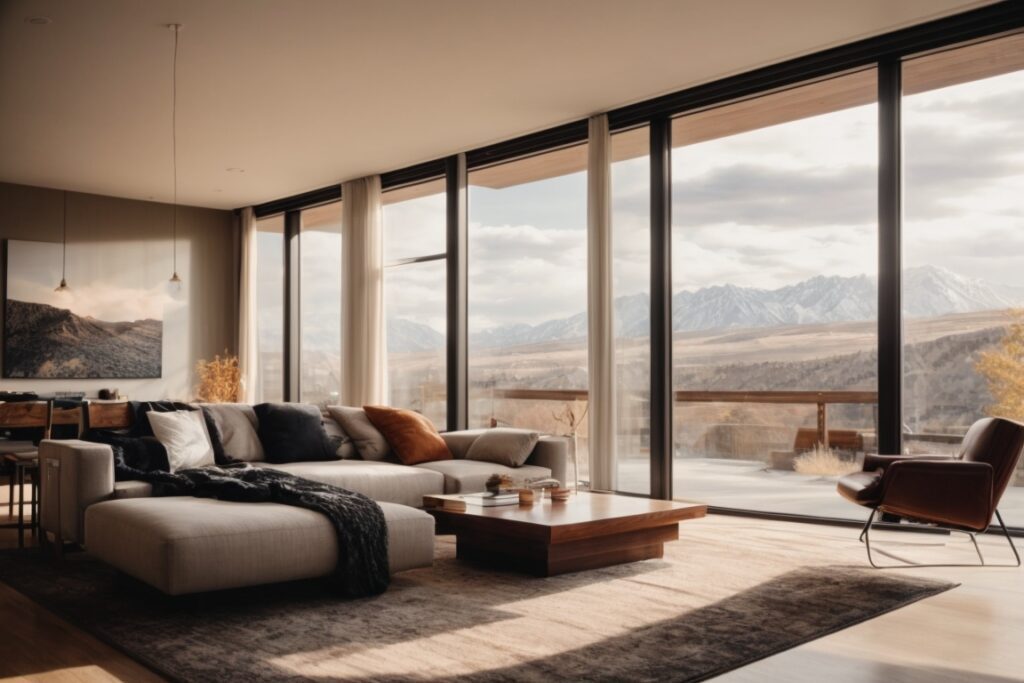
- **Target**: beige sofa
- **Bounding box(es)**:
[38,429,568,595]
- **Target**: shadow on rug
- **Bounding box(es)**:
[0,543,955,683]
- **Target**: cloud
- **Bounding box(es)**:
[385,261,446,331]
[374,74,1024,331]
[671,163,877,228]
[467,222,587,330]
[383,194,447,261]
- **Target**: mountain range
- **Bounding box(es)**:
[387,265,1024,353]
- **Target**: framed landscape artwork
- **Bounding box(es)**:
[3,239,163,379]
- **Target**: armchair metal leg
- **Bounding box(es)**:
[860,507,1021,569]
[995,509,1021,568]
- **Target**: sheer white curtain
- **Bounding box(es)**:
[341,175,387,406]
[587,114,616,491]
[237,206,260,403]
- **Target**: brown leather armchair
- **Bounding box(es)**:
[837,417,1024,567]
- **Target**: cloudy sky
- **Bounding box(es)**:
[458,67,1023,331]
[284,63,1023,339]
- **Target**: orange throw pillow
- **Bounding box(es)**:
[362,406,452,466]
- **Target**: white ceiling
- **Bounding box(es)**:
[0,0,997,210]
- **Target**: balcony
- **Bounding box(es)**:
[472,386,1024,527]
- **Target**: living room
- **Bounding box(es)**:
[1,1,1023,681]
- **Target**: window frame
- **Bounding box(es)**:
[247,3,1024,532]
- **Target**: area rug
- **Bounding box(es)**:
[0,534,955,683]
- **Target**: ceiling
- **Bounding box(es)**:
[0,0,998,210]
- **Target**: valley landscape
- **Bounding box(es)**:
[386,265,1022,478]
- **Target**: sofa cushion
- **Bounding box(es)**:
[363,406,451,466]
[112,480,154,499]
[85,497,434,595]
[256,460,444,508]
[198,403,264,462]
[415,459,552,494]
[254,403,336,463]
[465,428,540,468]
[326,406,394,462]
[146,410,216,472]
[322,414,356,460]
[440,430,487,459]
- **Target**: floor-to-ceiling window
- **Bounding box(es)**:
[468,146,589,483]
[246,12,1024,530]
[383,178,447,427]
[255,214,285,402]
[669,70,879,517]
[611,127,652,493]
[299,201,342,407]
[902,33,1024,527]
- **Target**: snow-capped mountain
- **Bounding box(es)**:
[387,266,1023,352]
[903,265,1023,317]
[387,317,444,353]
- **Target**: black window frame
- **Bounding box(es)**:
[246,1,1024,532]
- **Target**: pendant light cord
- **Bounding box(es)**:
[62,190,67,279]
[171,23,179,275]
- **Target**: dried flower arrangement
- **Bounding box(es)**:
[195,351,241,403]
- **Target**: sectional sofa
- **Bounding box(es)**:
[38,411,568,595]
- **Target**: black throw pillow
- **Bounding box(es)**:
[82,429,170,481]
[253,403,336,463]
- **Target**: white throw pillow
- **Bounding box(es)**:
[147,410,216,472]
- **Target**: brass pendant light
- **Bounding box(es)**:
[54,190,69,292]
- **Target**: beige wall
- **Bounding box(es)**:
[0,182,237,401]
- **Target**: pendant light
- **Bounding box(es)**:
[168,23,182,286]
[54,190,69,292]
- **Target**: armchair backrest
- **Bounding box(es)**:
[958,417,1024,505]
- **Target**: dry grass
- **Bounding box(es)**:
[794,444,860,477]
[196,352,241,403]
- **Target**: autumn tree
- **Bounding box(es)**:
[976,309,1024,421]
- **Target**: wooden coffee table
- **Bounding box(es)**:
[426,492,706,576]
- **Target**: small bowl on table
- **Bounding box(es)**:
[549,487,572,502]
[518,488,538,505]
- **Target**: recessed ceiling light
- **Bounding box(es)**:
[25,16,51,25]
[225,167,245,173]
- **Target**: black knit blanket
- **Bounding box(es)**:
[129,465,390,598]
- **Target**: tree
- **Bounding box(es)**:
[976,309,1024,421]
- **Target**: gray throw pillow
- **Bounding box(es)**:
[322,414,356,459]
[465,428,540,468]
[326,405,394,461]
[198,403,264,462]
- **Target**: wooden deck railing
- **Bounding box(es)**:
[489,388,879,449]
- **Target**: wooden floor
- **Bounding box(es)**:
[0,483,1021,683]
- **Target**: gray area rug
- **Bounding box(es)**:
[0,537,955,682]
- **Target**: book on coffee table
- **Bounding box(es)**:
[423,491,520,512]
[461,491,520,507]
